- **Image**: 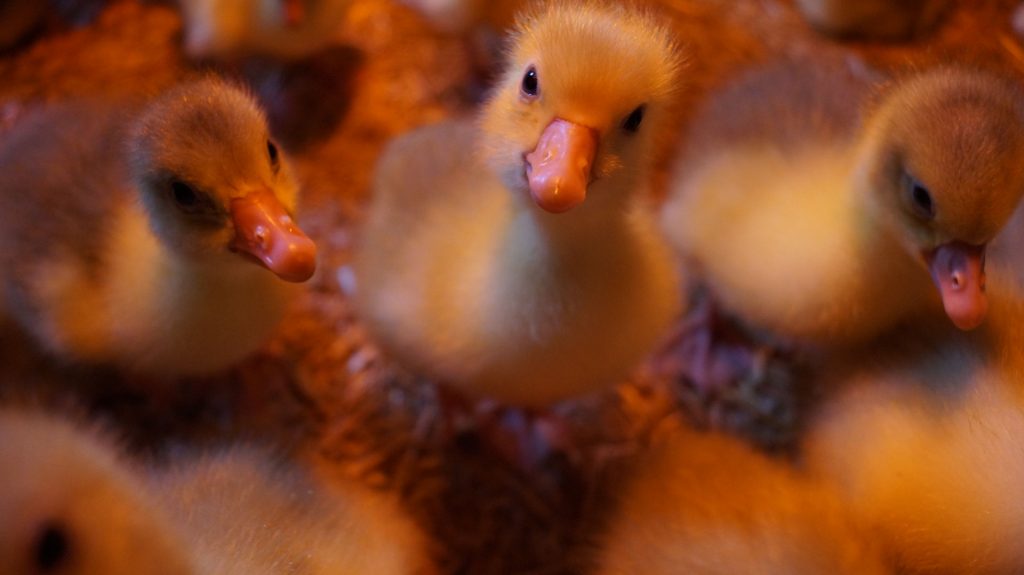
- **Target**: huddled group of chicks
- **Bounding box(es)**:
[1,0,1022,573]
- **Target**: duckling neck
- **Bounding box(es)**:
[513,180,635,256]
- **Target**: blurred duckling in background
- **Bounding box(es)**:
[0,78,317,376]
[794,0,951,41]
[177,0,349,61]
[662,62,1024,350]
[804,283,1024,574]
[0,408,195,575]
[152,448,433,575]
[593,425,890,575]
[0,407,432,575]
[354,2,683,406]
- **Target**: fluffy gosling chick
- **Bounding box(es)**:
[804,286,1024,574]
[151,448,433,575]
[0,78,317,376]
[0,409,195,575]
[662,63,1024,347]
[354,2,682,406]
[593,427,890,575]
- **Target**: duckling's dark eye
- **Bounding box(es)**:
[267,140,280,172]
[622,105,646,133]
[171,180,200,210]
[34,522,70,572]
[520,66,539,98]
[908,176,935,220]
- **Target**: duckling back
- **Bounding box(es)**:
[151,448,432,575]
[593,427,889,575]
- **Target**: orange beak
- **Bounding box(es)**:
[525,118,597,213]
[230,189,317,283]
[927,241,987,330]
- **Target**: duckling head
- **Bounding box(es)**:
[480,1,681,214]
[0,410,194,575]
[858,68,1024,330]
[128,78,317,282]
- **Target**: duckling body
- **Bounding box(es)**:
[805,291,1024,574]
[178,0,348,61]
[152,449,431,575]
[0,79,316,376]
[663,63,1024,347]
[0,409,194,575]
[594,427,889,575]
[355,3,682,406]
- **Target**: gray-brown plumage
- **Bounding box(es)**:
[0,77,317,376]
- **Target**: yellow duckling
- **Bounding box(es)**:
[0,409,195,575]
[593,426,890,575]
[794,0,951,41]
[0,78,317,376]
[151,448,433,575]
[804,282,1024,574]
[177,0,349,61]
[354,2,683,406]
[662,63,1024,348]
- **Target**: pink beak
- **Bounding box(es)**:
[230,189,317,283]
[525,118,598,213]
[927,242,987,330]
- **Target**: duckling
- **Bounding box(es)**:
[354,2,682,406]
[0,78,317,376]
[178,0,349,61]
[593,426,890,575]
[794,0,951,41]
[804,285,1024,574]
[662,62,1024,348]
[0,408,195,575]
[151,448,433,575]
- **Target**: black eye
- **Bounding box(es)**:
[34,522,70,572]
[622,105,646,133]
[171,180,199,210]
[908,176,935,220]
[520,66,539,98]
[267,140,279,172]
